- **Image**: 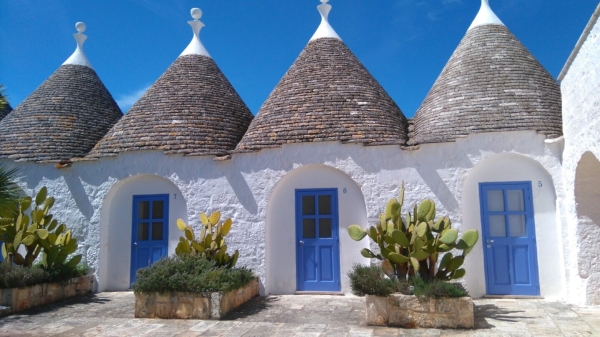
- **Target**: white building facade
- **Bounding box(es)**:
[0,1,598,305]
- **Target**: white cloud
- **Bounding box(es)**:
[116,85,151,112]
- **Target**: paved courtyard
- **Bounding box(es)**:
[0,292,599,336]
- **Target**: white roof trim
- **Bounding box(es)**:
[468,0,504,31]
[310,0,341,41]
[63,22,93,69]
[180,8,211,58]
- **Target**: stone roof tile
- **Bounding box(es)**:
[0,65,123,162]
[235,38,408,152]
[88,55,253,158]
[412,25,562,145]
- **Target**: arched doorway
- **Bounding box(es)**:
[265,165,368,294]
[98,175,188,291]
[462,153,562,298]
[574,151,600,304]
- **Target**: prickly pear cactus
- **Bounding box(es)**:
[348,182,479,281]
[175,211,239,269]
[0,187,82,269]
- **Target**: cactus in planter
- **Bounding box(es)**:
[175,210,239,269]
[0,187,82,269]
[348,182,478,281]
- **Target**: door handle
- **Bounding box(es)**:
[134,242,138,246]
[487,240,494,243]
[299,241,304,245]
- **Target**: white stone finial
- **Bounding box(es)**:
[191,8,202,20]
[468,0,505,31]
[62,21,93,69]
[310,0,341,41]
[75,22,86,33]
[180,7,211,58]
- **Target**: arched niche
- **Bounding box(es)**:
[97,174,188,291]
[574,151,600,304]
[575,151,600,226]
[462,153,562,299]
[265,165,368,295]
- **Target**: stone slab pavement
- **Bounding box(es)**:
[0,292,599,336]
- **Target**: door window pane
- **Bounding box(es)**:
[152,222,164,240]
[507,190,525,212]
[138,201,150,219]
[302,196,315,215]
[509,215,527,237]
[319,218,332,238]
[318,195,332,215]
[303,219,316,238]
[152,201,164,219]
[489,215,507,237]
[138,222,149,241]
[487,190,505,212]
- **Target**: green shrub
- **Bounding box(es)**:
[132,256,254,294]
[42,262,88,283]
[0,262,87,289]
[0,186,82,269]
[411,277,469,298]
[348,182,479,282]
[348,264,409,297]
[175,211,239,269]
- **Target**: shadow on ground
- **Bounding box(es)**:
[474,303,528,329]
[223,296,281,320]
[0,294,113,327]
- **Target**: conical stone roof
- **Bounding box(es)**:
[235,3,408,152]
[88,9,253,158]
[88,55,253,158]
[0,65,122,162]
[412,7,562,145]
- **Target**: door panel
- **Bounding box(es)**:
[480,182,540,295]
[130,194,169,287]
[296,189,340,292]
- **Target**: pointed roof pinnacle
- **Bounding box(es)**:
[310,0,341,41]
[468,0,504,31]
[180,8,211,58]
[63,22,93,69]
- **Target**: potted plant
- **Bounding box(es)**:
[347,183,479,329]
[0,187,92,315]
[133,211,258,319]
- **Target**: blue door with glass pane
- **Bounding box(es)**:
[296,189,341,292]
[130,194,169,286]
[479,182,540,295]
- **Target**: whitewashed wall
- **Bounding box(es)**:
[2,129,566,300]
[560,12,600,305]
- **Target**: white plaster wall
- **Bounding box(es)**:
[265,164,368,294]
[99,174,188,291]
[2,129,565,299]
[560,13,600,305]
[462,153,564,299]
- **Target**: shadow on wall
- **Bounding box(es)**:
[575,151,600,227]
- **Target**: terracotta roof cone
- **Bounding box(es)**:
[0,23,123,162]
[88,8,253,158]
[235,0,409,152]
[412,0,562,145]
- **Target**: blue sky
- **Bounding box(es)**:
[0,1,597,117]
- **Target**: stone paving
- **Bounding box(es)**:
[0,292,599,336]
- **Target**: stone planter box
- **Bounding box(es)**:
[0,275,94,315]
[366,294,474,329]
[134,277,259,319]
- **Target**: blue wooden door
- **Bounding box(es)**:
[296,189,341,292]
[480,182,540,295]
[130,194,169,286]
